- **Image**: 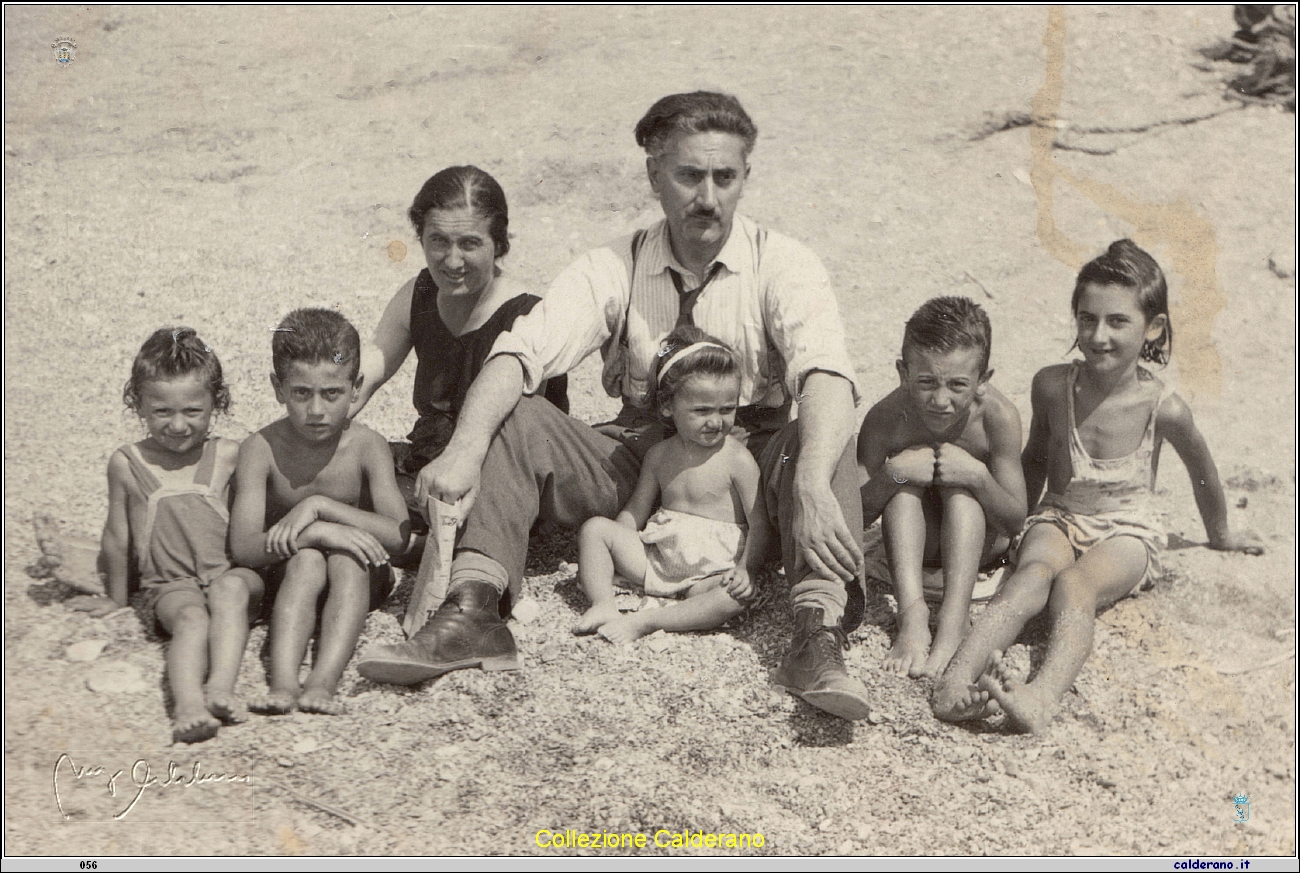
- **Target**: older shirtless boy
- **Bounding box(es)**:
[858,297,1027,678]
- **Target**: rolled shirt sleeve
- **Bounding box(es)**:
[760,231,862,406]
[485,243,631,395]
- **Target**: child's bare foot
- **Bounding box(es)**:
[297,685,345,715]
[885,600,931,677]
[976,650,1054,734]
[921,621,968,679]
[573,602,621,636]
[930,678,999,722]
[249,688,298,715]
[597,613,653,645]
[172,706,220,744]
[205,688,249,724]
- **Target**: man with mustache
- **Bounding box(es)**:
[358,91,872,720]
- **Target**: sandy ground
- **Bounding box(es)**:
[3,5,1295,859]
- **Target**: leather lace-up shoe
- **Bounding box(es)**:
[773,607,872,720]
[357,581,520,684]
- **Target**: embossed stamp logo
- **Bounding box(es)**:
[1232,793,1250,823]
[51,37,77,66]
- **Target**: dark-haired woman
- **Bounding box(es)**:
[351,166,566,511]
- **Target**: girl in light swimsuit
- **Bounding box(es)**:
[932,240,1262,732]
[573,325,770,644]
[97,328,263,743]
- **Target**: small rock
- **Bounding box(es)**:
[818,817,834,832]
[276,757,294,768]
[1004,760,1019,778]
[292,737,319,754]
[434,745,459,758]
[66,640,108,661]
[838,839,855,854]
[797,774,828,791]
[85,661,148,694]
[511,598,541,625]
[646,633,671,653]
[866,711,886,725]
[593,757,615,771]
[855,823,872,841]
[558,561,577,576]
[538,643,560,663]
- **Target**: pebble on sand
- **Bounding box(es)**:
[66,640,108,662]
[85,661,148,694]
[511,598,541,625]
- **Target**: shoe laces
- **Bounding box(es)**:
[812,624,850,659]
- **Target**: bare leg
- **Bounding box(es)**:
[296,553,372,715]
[155,589,219,744]
[204,568,263,724]
[599,580,744,644]
[882,484,933,677]
[922,487,985,678]
[932,524,1072,721]
[574,517,648,635]
[251,549,327,715]
[979,536,1147,733]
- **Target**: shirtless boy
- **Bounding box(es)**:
[231,308,409,714]
[858,297,1027,678]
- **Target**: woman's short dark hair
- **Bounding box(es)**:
[408,165,510,258]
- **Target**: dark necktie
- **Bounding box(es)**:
[669,263,724,327]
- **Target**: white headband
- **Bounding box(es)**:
[656,341,731,386]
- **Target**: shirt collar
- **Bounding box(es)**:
[648,216,749,281]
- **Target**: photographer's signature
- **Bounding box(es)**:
[53,753,250,821]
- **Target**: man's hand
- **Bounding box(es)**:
[934,443,988,490]
[265,496,324,559]
[415,451,481,521]
[793,480,862,583]
[886,446,937,487]
[300,522,390,567]
[720,567,755,601]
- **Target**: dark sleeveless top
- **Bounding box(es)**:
[407,268,568,467]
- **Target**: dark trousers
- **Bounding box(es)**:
[450,395,862,623]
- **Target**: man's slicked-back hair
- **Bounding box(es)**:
[902,296,993,374]
[634,91,758,159]
[272,308,361,381]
